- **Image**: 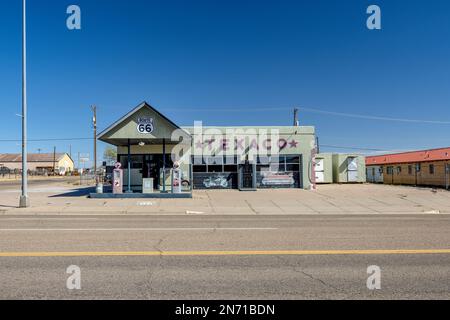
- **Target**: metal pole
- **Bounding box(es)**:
[53,146,56,175]
[78,152,81,185]
[19,0,29,208]
[126,139,132,193]
[162,138,166,193]
[293,108,299,126]
[91,106,97,174]
[316,136,320,154]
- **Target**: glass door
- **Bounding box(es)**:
[143,155,161,190]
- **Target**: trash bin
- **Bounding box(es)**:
[96,183,103,194]
[143,178,154,194]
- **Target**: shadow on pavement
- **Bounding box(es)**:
[49,187,96,197]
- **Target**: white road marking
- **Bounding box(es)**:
[0,227,278,232]
[1,218,101,221]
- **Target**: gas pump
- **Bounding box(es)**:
[172,162,182,194]
[113,162,123,194]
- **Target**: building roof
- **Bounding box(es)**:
[366,147,450,166]
[97,101,192,146]
[0,153,68,163]
[98,101,186,140]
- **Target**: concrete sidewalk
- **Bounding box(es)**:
[0,182,449,215]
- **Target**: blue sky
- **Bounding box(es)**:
[1,0,449,166]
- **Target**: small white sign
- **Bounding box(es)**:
[137,117,154,134]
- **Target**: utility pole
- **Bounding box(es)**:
[19,0,29,208]
[78,152,81,185]
[91,105,97,174]
[316,137,320,154]
[53,146,56,175]
[293,108,299,126]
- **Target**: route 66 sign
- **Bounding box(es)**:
[137,117,154,134]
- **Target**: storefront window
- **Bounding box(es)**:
[193,165,207,173]
[206,156,223,165]
[285,156,300,164]
[286,164,300,172]
[224,165,238,173]
[207,165,223,173]
[224,156,237,165]
[119,155,143,169]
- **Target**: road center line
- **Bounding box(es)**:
[0,249,449,258]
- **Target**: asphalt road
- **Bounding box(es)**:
[0,177,77,190]
[0,214,449,299]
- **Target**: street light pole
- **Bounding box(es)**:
[91,105,97,174]
[19,0,29,208]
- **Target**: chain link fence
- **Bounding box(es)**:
[0,168,56,179]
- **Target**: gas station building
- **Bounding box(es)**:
[97,102,316,197]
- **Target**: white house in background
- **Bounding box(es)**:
[0,153,74,174]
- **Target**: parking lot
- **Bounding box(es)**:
[0,178,448,215]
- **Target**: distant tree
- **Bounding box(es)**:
[103,147,117,165]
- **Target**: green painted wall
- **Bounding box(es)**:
[184,126,315,189]
[315,153,334,184]
[332,154,366,183]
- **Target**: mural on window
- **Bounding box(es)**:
[203,174,229,188]
[260,171,295,187]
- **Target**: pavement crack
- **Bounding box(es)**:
[153,234,170,257]
[244,200,259,214]
[296,200,320,213]
[295,269,340,292]
[205,192,216,214]
[270,200,285,213]
[275,255,340,292]
[397,194,436,212]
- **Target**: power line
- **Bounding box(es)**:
[58,104,450,124]
[159,105,450,124]
[320,144,387,152]
[319,144,418,154]
[0,138,91,142]
[296,107,450,125]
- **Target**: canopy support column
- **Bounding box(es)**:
[126,139,132,193]
[162,138,167,193]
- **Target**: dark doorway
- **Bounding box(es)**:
[239,160,256,190]
[242,161,253,188]
[143,154,173,190]
[143,155,160,190]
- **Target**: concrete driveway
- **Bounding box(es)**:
[0,180,449,215]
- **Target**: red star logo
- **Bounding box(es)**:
[289,140,298,148]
